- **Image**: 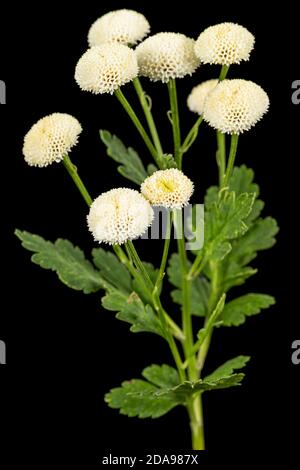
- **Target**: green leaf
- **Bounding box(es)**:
[221,294,275,326]
[220,217,278,291]
[205,165,263,223]
[100,130,148,185]
[106,358,247,419]
[228,217,279,267]
[204,355,250,382]
[92,247,132,293]
[168,254,210,316]
[142,364,179,388]
[205,191,255,261]
[159,375,245,399]
[15,230,106,294]
[101,290,164,337]
[105,379,180,418]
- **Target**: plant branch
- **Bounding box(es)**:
[114,87,160,165]
[219,65,230,81]
[216,131,226,186]
[133,77,163,158]
[167,79,182,168]
[222,133,239,188]
[63,155,93,207]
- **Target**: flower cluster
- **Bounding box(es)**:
[22,12,269,245]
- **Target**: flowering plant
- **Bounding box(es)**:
[16,11,278,450]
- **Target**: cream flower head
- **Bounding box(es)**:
[195,23,255,66]
[88,9,150,47]
[187,79,218,115]
[135,32,200,83]
[203,79,269,134]
[141,169,194,209]
[23,113,82,167]
[87,188,154,245]
[75,44,138,94]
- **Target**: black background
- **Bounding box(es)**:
[0,0,299,466]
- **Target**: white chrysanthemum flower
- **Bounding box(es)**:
[187,79,218,115]
[75,44,138,94]
[23,113,82,167]
[195,23,255,65]
[136,32,200,83]
[141,169,194,209]
[203,79,269,134]
[87,188,154,245]
[88,9,150,47]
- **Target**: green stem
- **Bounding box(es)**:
[167,79,182,168]
[216,131,226,186]
[173,210,205,447]
[126,240,153,287]
[154,210,172,292]
[115,244,183,341]
[133,77,163,158]
[63,155,93,207]
[114,88,159,164]
[187,251,206,280]
[124,242,186,380]
[181,116,203,155]
[189,395,205,450]
[197,262,220,372]
[223,134,239,188]
[219,65,230,81]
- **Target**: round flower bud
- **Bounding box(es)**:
[203,79,269,134]
[187,79,218,115]
[88,9,150,47]
[75,44,138,94]
[195,23,255,66]
[141,169,194,209]
[23,113,82,167]
[136,32,200,83]
[87,188,154,245]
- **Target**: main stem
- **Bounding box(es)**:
[114,88,160,165]
[167,79,182,168]
[174,210,205,450]
[133,77,163,158]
